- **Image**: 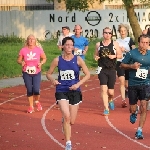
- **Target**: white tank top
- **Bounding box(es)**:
[116,37,130,62]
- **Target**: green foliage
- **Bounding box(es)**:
[0,37,99,79]
[0,35,24,44]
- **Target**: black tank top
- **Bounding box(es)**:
[147,28,150,36]
[98,40,116,69]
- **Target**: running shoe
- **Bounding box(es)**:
[109,100,115,110]
[135,105,139,114]
[130,113,137,124]
[36,102,42,111]
[65,143,72,150]
[103,109,109,116]
[27,106,34,113]
[135,130,144,139]
[121,100,127,108]
[125,90,128,98]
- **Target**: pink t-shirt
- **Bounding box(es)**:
[19,46,45,74]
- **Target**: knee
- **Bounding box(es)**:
[64,116,71,124]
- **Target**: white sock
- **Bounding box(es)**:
[66,141,71,145]
[138,127,142,132]
[35,100,39,104]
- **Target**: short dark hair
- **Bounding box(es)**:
[138,34,150,42]
[62,26,70,30]
[62,37,74,46]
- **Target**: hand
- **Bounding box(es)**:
[108,55,116,59]
[22,61,25,67]
[82,50,87,55]
[52,79,61,86]
[95,56,100,61]
[131,62,142,69]
[37,62,43,68]
[69,84,79,90]
[120,46,126,52]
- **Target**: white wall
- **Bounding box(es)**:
[0,9,150,40]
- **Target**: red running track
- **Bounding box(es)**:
[0,75,150,150]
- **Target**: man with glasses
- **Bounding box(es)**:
[57,26,74,50]
[120,34,150,139]
[94,27,122,116]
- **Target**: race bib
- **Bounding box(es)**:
[74,49,82,55]
[26,66,36,74]
[136,68,148,79]
[60,70,75,80]
[95,66,102,74]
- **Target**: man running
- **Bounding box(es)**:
[94,27,122,115]
[120,34,150,139]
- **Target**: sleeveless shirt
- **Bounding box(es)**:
[98,40,116,69]
[56,55,80,92]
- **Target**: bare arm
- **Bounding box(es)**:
[46,57,60,85]
[17,55,25,66]
[83,46,88,55]
[94,42,100,61]
[38,53,47,68]
[142,29,148,35]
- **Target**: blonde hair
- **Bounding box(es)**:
[24,34,43,49]
[118,24,129,32]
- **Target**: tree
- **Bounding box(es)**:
[46,0,149,42]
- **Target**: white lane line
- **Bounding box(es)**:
[41,103,65,149]
[0,94,26,106]
[1,85,149,149]
[105,96,150,149]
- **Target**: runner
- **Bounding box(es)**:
[46,36,90,150]
[71,24,89,60]
[17,34,47,113]
[57,26,74,50]
[120,34,150,139]
[116,23,135,108]
[94,27,122,115]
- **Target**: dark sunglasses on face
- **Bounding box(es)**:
[103,32,112,35]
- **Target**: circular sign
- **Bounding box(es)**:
[85,11,101,26]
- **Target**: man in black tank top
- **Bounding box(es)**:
[94,27,122,116]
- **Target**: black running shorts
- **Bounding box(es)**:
[128,85,149,105]
[98,69,116,89]
[55,91,82,105]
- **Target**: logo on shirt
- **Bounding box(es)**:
[27,51,37,60]
[85,11,101,26]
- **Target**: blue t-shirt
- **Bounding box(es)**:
[71,35,89,60]
[122,48,150,86]
[56,55,80,92]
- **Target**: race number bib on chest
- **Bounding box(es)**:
[60,70,75,80]
[136,68,148,79]
[26,66,36,74]
[74,49,82,55]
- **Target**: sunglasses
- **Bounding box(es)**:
[103,32,112,35]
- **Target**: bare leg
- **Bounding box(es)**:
[28,96,34,107]
[101,85,109,110]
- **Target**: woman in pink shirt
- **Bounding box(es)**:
[17,34,47,113]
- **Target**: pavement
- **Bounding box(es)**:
[0,70,96,88]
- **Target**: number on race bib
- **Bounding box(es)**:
[95,66,102,74]
[136,68,148,79]
[60,70,75,80]
[26,66,36,74]
[74,49,82,55]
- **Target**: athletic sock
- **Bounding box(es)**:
[66,141,71,145]
[137,127,142,132]
[35,100,39,104]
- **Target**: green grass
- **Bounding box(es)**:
[0,38,100,79]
